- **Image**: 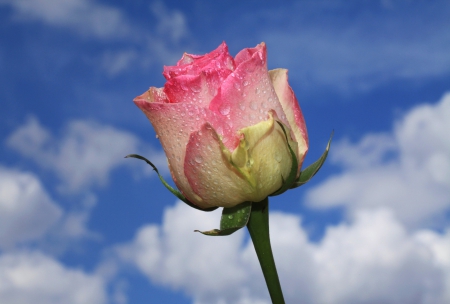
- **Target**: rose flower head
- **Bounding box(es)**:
[134,42,308,209]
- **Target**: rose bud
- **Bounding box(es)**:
[134,42,308,209]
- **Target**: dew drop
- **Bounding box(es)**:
[243,80,249,87]
[219,103,231,116]
[261,102,267,108]
[195,156,203,164]
[155,134,159,139]
[255,87,260,94]
[275,152,282,162]
[191,85,201,92]
[250,101,258,110]
[239,103,245,110]
[234,82,241,91]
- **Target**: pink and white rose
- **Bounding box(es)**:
[134,42,308,209]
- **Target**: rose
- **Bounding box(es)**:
[134,42,308,209]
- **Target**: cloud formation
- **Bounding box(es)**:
[0,251,107,304]
[0,0,131,39]
[306,93,450,228]
[0,167,62,249]
[6,117,167,193]
[116,201,450,304]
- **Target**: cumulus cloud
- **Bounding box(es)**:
[0,0,131,39]
[306,93,450,228]
[115,201,450,304]
[0,167,62,249]
[0,251,107,304]
[6,116,167,193]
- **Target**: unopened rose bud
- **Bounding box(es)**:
[134,42,308,208]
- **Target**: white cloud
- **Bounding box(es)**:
[306,93,450,228]
[150,0,189,43]
[0,251,107,304]
[0,167,62,249]
[115,201,450,304]
[0,0,191,75]
[0,0,131,39]
[6,116,167,193]
[101,50,138,77]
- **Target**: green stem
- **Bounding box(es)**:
[246,197,285,304]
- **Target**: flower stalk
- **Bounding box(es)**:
[247,197,285,304]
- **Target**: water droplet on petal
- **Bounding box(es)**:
[275,152,282,162]
[243,80,249,87]
[195,156,203,164]
[239,102,245,110]
[219,103,231,116]
[255,87,260,94]
[191,85,201,92]
[250,101,258,110]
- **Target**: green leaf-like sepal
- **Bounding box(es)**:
[195,201,252,236]
[125,154,218,212]
[270,121,299,197]
[290,131,333,189]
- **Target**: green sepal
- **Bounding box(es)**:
[195,201,252,236]
[270,121,299,197]
[290,131,333,189]
[125,154,218,212]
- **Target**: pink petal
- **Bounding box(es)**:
[184,122,255,208]
[163,43,235,108]
[209,43,290,151]
[134,89,235,208]
[269,68,309,168]
[163,42,235,79]
[234,43,263,66]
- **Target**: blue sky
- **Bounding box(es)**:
[1,0,450,303]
